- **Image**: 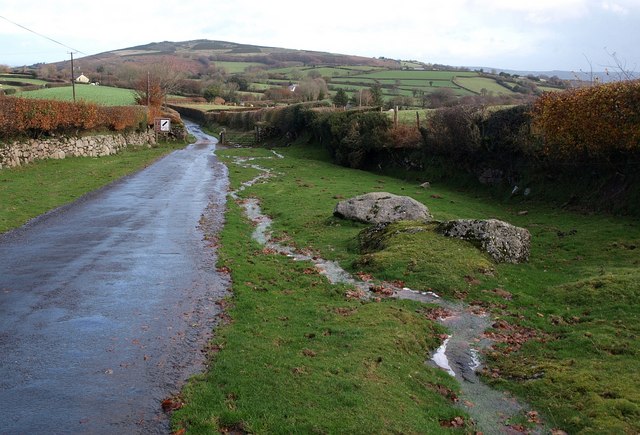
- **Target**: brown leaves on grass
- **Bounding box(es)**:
[483,288,513,300]
[369,284,394,296]
[484,320,546,354]
[527,410,542,424]
[421,306,453,322]
[428,383,459,403]
[439,416,465,428]
[345,288,366,300]
[356,272,374,281]
[217,265,231,274]
[161,395,184,413]
[291,366,308,375]
[301,349,317,357]
[464,275,481,286]
[334,306,358,317]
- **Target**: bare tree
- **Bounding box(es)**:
[602,48,636,81]
[134,60,185,107]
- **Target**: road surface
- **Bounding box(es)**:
[0,122,228,434]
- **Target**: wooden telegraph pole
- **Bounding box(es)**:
[69,52,76,102]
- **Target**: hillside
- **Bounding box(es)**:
[13,39,569,108]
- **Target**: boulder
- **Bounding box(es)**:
[438,219,531,263]
[334,192,432,224]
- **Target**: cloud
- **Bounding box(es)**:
[601,1,629,15]
[0,0,638,71]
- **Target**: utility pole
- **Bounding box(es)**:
[69,52,76,102]
[147,71,150,106]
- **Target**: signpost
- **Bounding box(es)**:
[154,118,171,142]
[154,118,171,133]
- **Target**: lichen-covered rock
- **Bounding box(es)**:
[334,192,432,224]
[438,219,531,263]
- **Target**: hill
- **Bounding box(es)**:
[15,39,569,108]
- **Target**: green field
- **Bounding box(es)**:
[0,75,49,86]
[455,76,513,95]
[173,102,256,111]
[17,85,137,105]
[348,70,478,80]
[214,61,265,74]
[170,137,640,434]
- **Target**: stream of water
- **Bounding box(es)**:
[228,152,545,434]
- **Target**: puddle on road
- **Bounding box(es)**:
[228,153,546,434]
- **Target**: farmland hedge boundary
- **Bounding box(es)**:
[173,81,640,214]
[0,97,148,139]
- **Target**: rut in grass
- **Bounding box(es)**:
[227,150,548,434]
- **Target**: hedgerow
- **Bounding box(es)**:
[531,80,640,161]
[0,97,148,138]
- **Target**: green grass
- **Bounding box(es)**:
[17,85,137,105]
[214,61,265,74]
[173,137,640,434]
[174,200,461,433]
[0,74,49,86]
[455,76,514,95]
[0,140,189,233]
[346,70,478,80]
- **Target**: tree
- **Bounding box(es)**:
[295,77,328,102]
[370,81,384,107]
[204,82,223,102]
[352,89,373,106]
[37,64,58,80]
[332,88,349,108]
[426,88,456,108]
[134,61,184,107]
[228,75,249,92]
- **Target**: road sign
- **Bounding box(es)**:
[154,118,171,132]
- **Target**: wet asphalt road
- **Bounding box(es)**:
[0,122,229,434]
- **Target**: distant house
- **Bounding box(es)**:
[75,73,90,84]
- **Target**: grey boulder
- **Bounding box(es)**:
[438,219,531,263]
[334,192,432,224]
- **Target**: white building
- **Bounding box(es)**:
[75,73,90,84]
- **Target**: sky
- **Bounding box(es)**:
[1,0,639,73]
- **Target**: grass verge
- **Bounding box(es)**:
[0,139,189,233]
[173,201,462,433]
[175,138,639,434]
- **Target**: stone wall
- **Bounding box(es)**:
[0,131,156,169]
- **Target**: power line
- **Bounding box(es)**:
[0,14,86,55]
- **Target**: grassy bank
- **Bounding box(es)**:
[0,140,189,233]
[175,139,639,433]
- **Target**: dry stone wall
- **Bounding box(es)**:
[0,131,156,169]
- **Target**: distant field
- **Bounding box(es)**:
[173,103,253,111]
[0,75,49,86]
[390,109,435,125]
[537,85,564,93]
[268,65,385,77]
[214,61,265,73]
[17,85,137,105]
[455,76,513,95]
[347,70,478,80]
